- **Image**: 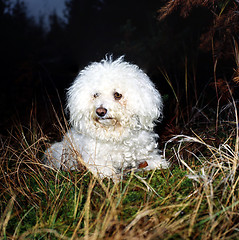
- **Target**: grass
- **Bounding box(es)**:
[0,100,239,240]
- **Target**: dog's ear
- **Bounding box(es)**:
[66,76,86,129]
[122,68,163,130]
[136,82,163,130]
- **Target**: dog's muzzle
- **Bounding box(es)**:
[95,107,118,126]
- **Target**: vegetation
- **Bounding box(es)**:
[1,0,239,239]
[0,99,239,239]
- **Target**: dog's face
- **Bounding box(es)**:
[67,57,163,141]
[92,90,125,127]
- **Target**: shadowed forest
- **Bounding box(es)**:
[1,0,238,133]
[1,0,239,239]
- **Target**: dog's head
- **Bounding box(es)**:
[66,56,163,141]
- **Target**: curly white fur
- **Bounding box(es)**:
[45,56,169,178]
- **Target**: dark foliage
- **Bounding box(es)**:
[0,0,238,134]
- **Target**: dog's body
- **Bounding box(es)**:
[45,56,168,178]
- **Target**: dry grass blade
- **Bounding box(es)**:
[159,68,179,103]
[19,228,71,240]
[0,195,15,239]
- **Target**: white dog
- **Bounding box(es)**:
[45,56,168,179]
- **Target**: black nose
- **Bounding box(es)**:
[96,107,107,117]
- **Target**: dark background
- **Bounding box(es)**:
[0,0,238,136]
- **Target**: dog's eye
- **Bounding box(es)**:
[114,92,122,100]
[93,93,99,98]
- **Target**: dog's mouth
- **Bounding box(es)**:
[94,117,118,126]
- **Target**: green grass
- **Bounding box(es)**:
[1,113,239,239]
